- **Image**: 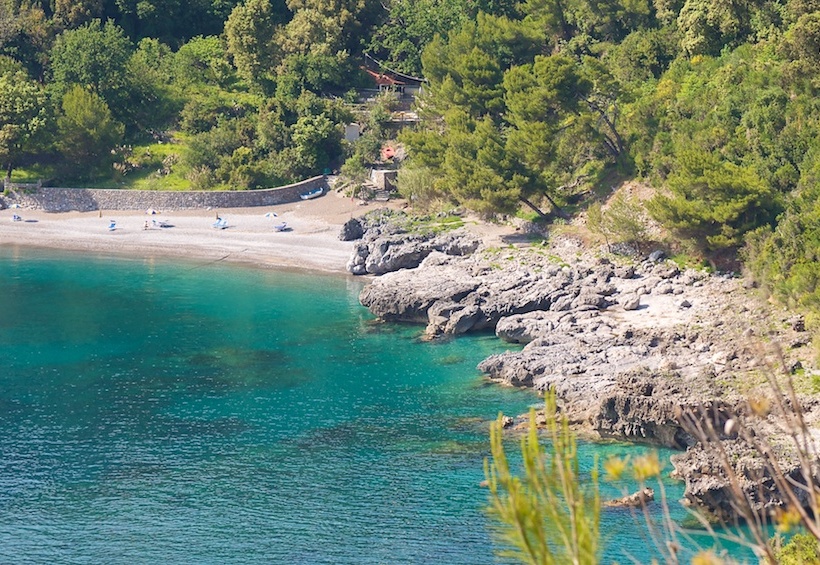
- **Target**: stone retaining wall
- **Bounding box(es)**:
[0,176,326,212]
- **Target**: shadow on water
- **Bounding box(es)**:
[437,354,467,366]
[182,347,309,391]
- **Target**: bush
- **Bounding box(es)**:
[485,392,600,564]
[773,532,820,565]
[587,194,650,252]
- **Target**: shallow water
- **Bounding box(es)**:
[0,248,752,563]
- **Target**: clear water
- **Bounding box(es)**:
[0,248,753,564]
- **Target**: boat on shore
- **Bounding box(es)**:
[299,187,323,200]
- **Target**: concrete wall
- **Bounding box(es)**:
[0,176,327,212]
[370,170,397,191]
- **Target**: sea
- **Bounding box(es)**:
[0,247,754,564]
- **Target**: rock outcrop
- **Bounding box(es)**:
[355,231,815,520]
[604,487,655,508]
[342,209,481,275]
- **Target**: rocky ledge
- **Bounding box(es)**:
[346,215,816,521]
[341,209,481,275]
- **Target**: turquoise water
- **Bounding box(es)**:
[0,248,748,563]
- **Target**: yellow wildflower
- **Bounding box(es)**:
[691,550,725,565]
[632,452,662,482]
[603,456,629,482]
[775,506,802,533]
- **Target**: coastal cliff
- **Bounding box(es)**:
[347,211,817,520]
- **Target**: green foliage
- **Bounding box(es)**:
[171,35,236,89]
[113,0,241,45]
[744,173,820,309]
[367,0,473,76]
[56,85,124,177]
[224,0,288,91]
[0,60,48,177]
[397,164,443,208]
[772,532,820,564]
[485,392,600,564]
[49,20,134,123]
[647,149,780,253]
[587,194,650,250]
[520,0,655,44]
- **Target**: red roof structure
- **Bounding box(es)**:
[364,68,406,88]
[381,145,396,160]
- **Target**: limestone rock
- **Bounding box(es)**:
[604,487,655,508]
[648,250,666,262]
[339,217,364,241]
[621,295,641,311]
[496,311,560,344]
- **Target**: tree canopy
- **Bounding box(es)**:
[2,0,820,308]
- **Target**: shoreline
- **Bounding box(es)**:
[0,192,404,274]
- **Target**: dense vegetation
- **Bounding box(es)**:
[3,0,820,314]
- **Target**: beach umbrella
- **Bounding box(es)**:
[264,212,278,218]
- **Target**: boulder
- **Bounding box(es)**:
[648,250,666,262]
[339,217,364,241]
[604,488,655,508]
[496,311,560,343]
[346,229,481,275]
[621,295,641,311]
[364,235,434,275]
[432,232,481,256]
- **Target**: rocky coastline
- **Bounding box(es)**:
[343,210,817,521]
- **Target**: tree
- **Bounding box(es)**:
[113,0,242,44]
[290,112,341,172]
[438,114,521,216]
[56,85,124,176]
[503,55,599,215]
[53,0,103,28]
[421,14,544,120]
[647,149,780,253]
[284,0,382,55]
[783,12,820,67]
[519,0,654,44]
[0,0,18,47]
[745,148,820,309]
[367,0,474,76]
[224,0,289,91]
[0,1,53,79]
[0,60,47,178]
[171,35,236,89]
[677,0,756,55]
[49,20,134,124]
[126,37,181,129]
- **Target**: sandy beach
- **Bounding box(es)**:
[0,191,406,273]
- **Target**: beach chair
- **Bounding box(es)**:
[212,217,228,229]
[11,214,21,222]
[108,220,117,231]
